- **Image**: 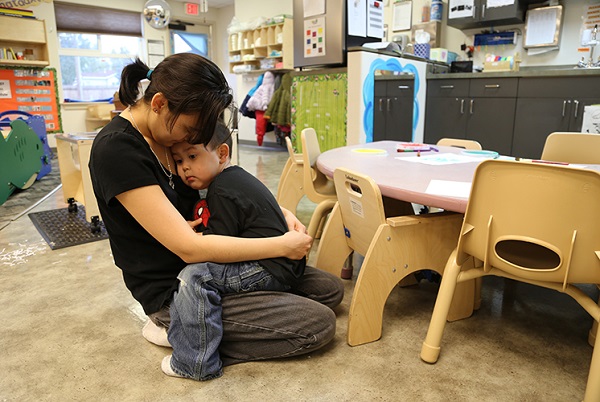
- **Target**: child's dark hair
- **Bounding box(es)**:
[118,54,233,146]
[208,122,233,158]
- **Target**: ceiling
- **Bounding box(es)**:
[170,0,234,8]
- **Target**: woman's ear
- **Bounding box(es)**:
[151,92,167,113]
[217,143,230,163]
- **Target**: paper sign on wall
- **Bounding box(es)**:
[304,17,326,58]
[581,105,600,134]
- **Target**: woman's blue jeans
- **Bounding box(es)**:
[168,261,289,381]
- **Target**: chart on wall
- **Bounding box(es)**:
[304,17,326,58]
[0,67,62,133]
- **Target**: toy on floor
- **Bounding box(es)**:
[0,110,53,205]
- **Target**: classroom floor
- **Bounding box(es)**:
[0,143,596,401]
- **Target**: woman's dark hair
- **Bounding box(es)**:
[119,54,233,145]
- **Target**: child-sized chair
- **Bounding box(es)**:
[316,167,475,346]
[300,128,337,241]
[420,159,600,402]
[276,136,304,216]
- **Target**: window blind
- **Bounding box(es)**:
[54,2,142,37]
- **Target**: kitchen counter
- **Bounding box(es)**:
[428,66,600,79]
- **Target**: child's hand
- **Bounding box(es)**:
[187,217,203,232]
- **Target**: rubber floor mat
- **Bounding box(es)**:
[28,206,108,250]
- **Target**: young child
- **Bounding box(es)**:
[166,122,306,381]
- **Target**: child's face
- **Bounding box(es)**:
[171,142,226,190]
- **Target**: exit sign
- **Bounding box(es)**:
[185,3,199,15]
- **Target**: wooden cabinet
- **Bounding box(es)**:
[373,76,414,142]
[425,78,517,155]
[0,15,49,67]
[512,76,600,159]
[447,0,527,30]
[228,18,293,74]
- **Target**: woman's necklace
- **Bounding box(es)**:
[128,107,175,189]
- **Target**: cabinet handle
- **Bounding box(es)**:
[397,85,410,89]
[440,85,455,89]
[470,99,474,115]
[573,100,580,118]
[485,84,500,88]
[562,100,571,117]
[459,98,465,114]
[379,98,383,112]
[387,98,391,112]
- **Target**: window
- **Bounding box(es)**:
[171,31,209,58]
[54,2,142,101]
[58,33,142,101]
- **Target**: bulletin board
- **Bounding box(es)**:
[0,67,62,133]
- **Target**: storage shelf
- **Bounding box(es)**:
[228,18,293,74]
[0,15,49,68]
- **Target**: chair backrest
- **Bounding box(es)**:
[285,136,302,164]
[541,132,600,164]
[301,128,336,202]
[333,167,386,255]
[458,160,600,285]
[436,138,482,150]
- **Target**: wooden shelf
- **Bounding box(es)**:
[0,15,49,67]
[228,18,294,74]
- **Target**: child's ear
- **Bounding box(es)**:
[217,143,230,163]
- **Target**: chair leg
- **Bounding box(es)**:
[421,249,462,363]
[314,203,352,277]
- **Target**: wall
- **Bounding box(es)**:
[18,0,597,145]
[24,0,233,144]
[232,0,293,145]
[385,0,596,68]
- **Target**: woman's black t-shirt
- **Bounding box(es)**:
[89,116,197,315]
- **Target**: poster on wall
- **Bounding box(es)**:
[304,17,326,58]
[367,0,384,38]
[0,67,62,133]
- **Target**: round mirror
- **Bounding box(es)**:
[143,0,171,29]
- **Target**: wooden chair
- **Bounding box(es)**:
[436,138,482,150]
[541,131,600,348]
[300,128,337,241]
[316,167,474,346]
[420,159,600,402]
[541,132,600,164]
[276,136,304,216]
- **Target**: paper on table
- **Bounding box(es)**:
[426,180,471,199]
[397,153,487,165]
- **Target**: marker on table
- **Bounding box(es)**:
[532,160,569,165]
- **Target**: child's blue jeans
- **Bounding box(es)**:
[168,261,289,381]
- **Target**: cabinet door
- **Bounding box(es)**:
[466,98,516,155]
[512,98,571,159]
[387,96,413,142]
[373,96,387,142]
[480,0,525,25]
[568,98,600,132]
[424,97,468,144]
[386,80,414,141]
[447,0,477,29]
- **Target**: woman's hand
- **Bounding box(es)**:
[281,230,313,260]
[280,206,307,234]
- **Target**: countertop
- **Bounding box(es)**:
[427,67,600,79]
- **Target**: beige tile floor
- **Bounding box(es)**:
[0,143,597,401]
